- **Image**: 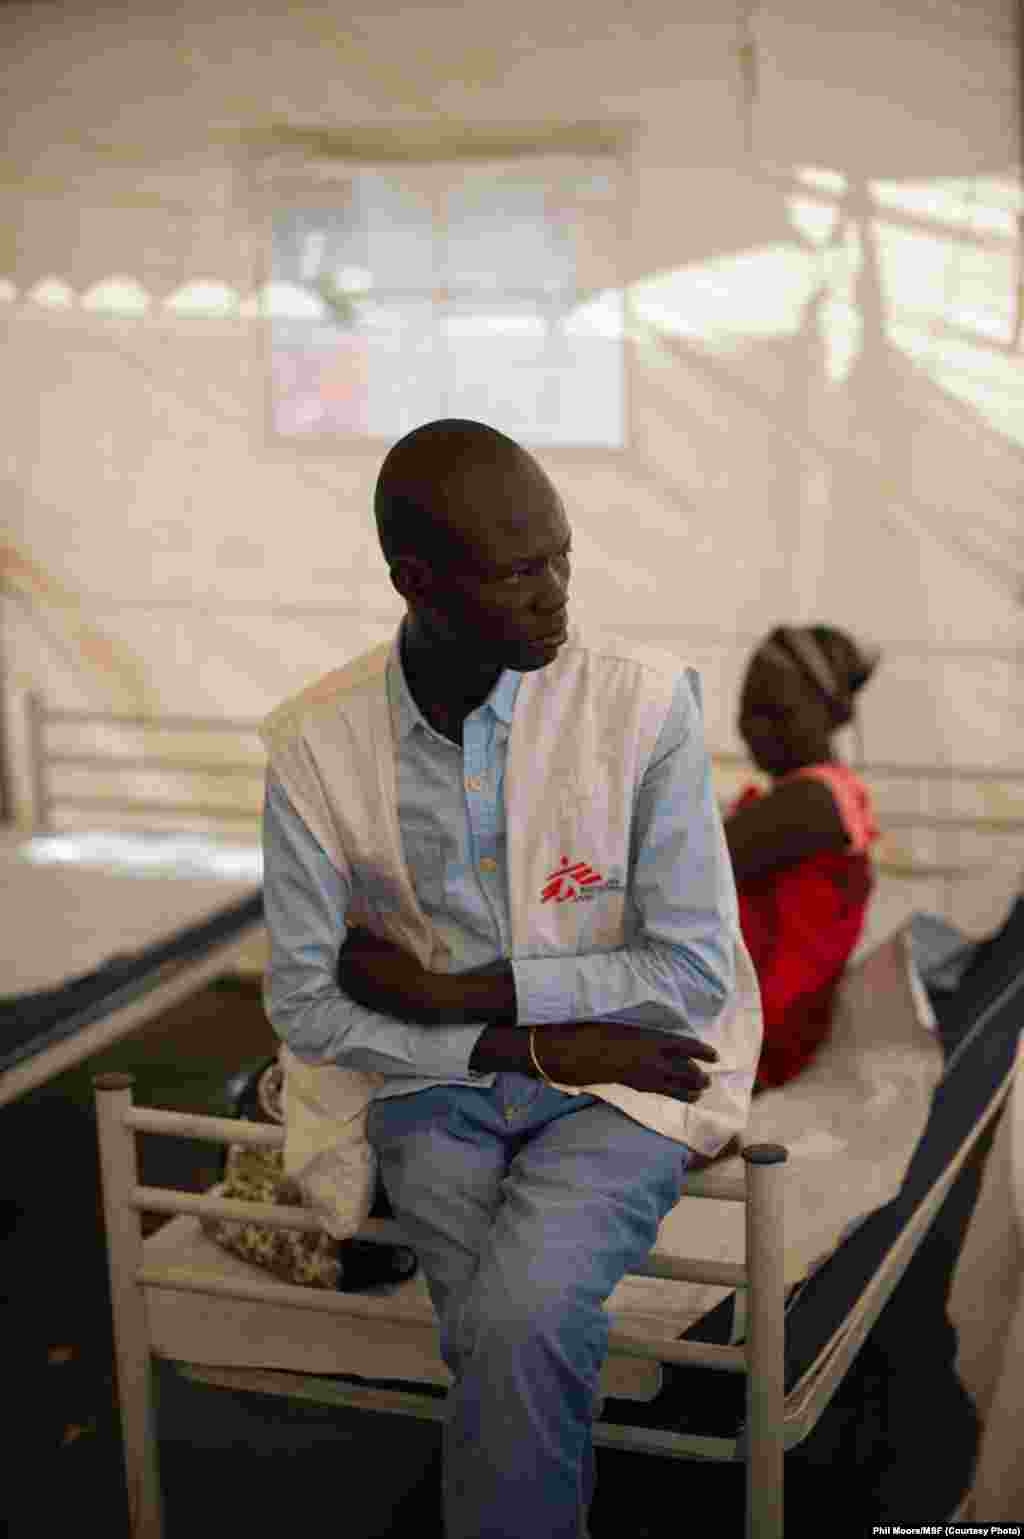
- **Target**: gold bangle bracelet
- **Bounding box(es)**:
[529,1026,555,1086]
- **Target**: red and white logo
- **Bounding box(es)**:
[541,855,604,903]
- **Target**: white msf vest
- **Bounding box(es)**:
[261,626,762,1237]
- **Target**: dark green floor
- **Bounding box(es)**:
[0,975,983,1536]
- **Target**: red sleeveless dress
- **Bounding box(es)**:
[731,764,880,1090]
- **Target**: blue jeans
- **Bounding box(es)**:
[367,1073,691,1539]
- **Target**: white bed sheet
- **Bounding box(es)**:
[603,922,944,1340]
[0,829,261,995]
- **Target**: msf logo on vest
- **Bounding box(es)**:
[541,856,625,904]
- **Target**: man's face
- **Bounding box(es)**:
[394,459,573,674]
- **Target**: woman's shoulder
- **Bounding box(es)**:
[787,763,879,853]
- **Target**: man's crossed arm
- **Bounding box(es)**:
[337,927,716,1098]
[337,926,516,1026]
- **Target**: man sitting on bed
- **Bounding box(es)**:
[260,418,761,1539]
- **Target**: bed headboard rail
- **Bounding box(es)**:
[20,691,266,835]
[10,690,1024,875]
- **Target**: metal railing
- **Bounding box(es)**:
[16,693,1024,881]
[22,692,265,832]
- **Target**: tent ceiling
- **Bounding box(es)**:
[0,0,1017,181]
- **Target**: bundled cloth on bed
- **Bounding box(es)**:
[200,1061,348,1290]
[208,1142,343,1290]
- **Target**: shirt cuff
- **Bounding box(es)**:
[511,957,578,1025]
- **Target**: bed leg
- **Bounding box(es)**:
[743,1143,788,1539]
[94,1073,164,1539]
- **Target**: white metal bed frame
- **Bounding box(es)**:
[92,1027,1019,1539]
[94,1073,790,1539]
[18,691,265,835]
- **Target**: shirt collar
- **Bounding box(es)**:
[387,619,522,741]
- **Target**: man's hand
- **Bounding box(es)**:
[533,1021,718,1102]
[336,928,444,1025]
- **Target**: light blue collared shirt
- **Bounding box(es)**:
[262,625,739,1101]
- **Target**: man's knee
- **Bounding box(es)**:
[457,1272,604,1364]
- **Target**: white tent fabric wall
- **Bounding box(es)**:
[0,0,1020,924]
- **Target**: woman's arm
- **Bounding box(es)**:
[724,775,848,884]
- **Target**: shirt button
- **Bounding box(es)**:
[479,857,498,873]
[465,776,484,792]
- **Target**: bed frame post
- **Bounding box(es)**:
[94,1072,164,1539]
[25,691,49,831]
[742,1143,788,1539]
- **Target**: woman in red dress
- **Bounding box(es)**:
[725,625,881,1091]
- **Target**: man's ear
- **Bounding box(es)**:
[389,555,432,605]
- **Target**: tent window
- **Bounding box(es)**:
[268,162,624,448]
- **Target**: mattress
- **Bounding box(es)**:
[0,829,263,1076]
[581,922,946,1341]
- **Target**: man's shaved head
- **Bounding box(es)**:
[375,418,555,568]
[373,418,573,676]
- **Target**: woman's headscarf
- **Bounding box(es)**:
[757,625,881,729]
